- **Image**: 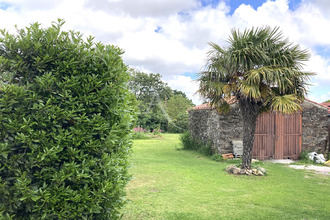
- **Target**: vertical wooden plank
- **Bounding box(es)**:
[275,113,284,159]
[281,112,302,159]
[253,112,275,160]
[254,111,302,160]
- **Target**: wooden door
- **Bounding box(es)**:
[276,113,302,160]
[253,113,275,160]
[253,112,301,160]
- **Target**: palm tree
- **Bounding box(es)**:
[198,26,312,170]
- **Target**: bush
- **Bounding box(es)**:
[211,154,223,162]
[152,128,163,136]
[132,127,150,139]
[0,20,135,219]
[180,131,214,156]
[299,150,310,162]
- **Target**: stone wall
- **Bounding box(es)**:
[189,100,329,156]
[301,101,329,154]
[188,103,243,154]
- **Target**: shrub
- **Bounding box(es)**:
[132,127,149,139]
[180,131,214,156]
[298,150,315,164]
[152,128,163,136]
[211,154,223,162]
[0,20,135,219]
[299,151,310,162]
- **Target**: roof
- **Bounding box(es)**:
[189,96,237,111]
[304,99,330,114]
[190,102,212,110]
[190,98,330,114]
[319,102,330,114]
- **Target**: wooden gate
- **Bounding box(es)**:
[252,112,302,160]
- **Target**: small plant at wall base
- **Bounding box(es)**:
[180,131,214,156]
[299,151,313,163]
[211,154,223,162]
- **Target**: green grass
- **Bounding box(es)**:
[122,134,330,220]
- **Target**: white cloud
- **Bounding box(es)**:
[307,94,330,103]
[0,0,330,105]
[84,0,199,17]
[306,53,330,85]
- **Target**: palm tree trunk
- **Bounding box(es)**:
[239,99,259,170]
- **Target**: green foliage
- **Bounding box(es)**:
[152,128,163,136]
[211,154,223,162]
[180,131,213,156]
[0,20,135,219]
[128,70,194,133]
[129,70,172,132]
[168,112,189,133]
[166,94,193,119]
[166,95,194,133]
[199,26,312,114]
[198,26,312,169]
[124,134,330,219]
[132,127,150,140]
[299,151,311,162]
[297,151,326,165]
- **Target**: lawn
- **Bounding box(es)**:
[122,134,330,220]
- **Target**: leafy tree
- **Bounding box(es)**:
[325,99,330,103]
[168,112,190,133]
[172,89,189,99]
[167,94,194,119]
[0,20,135,219]
[198,27,311,169]
[166,94,194,133]
[129,70,172,103]
[129,70,172,131]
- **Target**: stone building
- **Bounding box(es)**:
[188,99,329,160]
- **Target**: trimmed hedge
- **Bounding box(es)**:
[0,20,135,219]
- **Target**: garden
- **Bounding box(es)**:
[1,20,329,219]
[123,134,330,219]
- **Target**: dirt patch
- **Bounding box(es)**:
[288,165,330,175]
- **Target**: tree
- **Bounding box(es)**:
[129,70,172,131]
[166,94,194,133]
[172,89,189,99]
[129,70,172,104]
[0,20,135,219]
[325,99,330,103]
[167,94,194,120]
[198,26,311,169]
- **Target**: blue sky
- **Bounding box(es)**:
[200,0,302,13]
[0,0,329,104]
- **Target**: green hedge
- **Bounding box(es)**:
[0,20,135,219]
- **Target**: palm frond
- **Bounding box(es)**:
[239,81,262,100]
[266,94,302,114]
[198,26,311,115]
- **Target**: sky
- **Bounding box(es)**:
[0,0,330,105]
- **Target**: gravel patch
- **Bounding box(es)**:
[288,165,330,175]
[267,159,295,164]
